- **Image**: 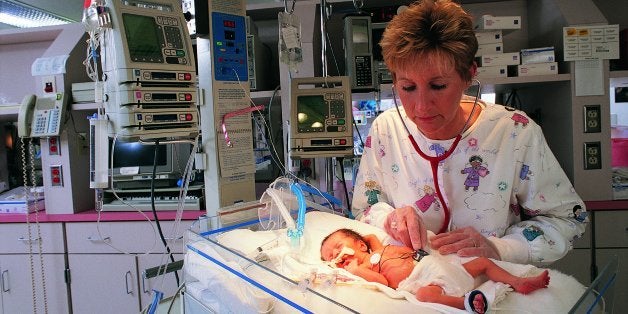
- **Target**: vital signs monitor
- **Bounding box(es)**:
[290,76,354,158]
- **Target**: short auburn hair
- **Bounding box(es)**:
[380,0,478,82]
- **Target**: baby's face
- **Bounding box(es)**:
[321,233,361,268]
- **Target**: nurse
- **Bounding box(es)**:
[351,0,586,264]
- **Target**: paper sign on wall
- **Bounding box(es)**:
[563,25,619,61]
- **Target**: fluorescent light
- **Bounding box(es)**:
[0,0,73,28]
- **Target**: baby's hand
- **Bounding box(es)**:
[344,259,360,274]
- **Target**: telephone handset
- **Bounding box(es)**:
[17,93,69,138]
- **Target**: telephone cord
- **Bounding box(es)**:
[21,138,49,314]
[29,141,48,314]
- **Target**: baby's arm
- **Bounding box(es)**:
[363,234,385,251]
[344,259,388,286]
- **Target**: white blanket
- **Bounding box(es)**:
[185,211,587,313]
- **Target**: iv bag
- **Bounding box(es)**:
[278,12,303,72]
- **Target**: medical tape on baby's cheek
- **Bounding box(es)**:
[329,246,355,266]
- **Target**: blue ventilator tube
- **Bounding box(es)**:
[287,183,306,248]
[147,289,164,314]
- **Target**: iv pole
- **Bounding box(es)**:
[319,0,336,194]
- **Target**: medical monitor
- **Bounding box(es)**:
[122,14,163,63]
[110,140,191,189]
[344,16,375,90]
[103,0,196,84]
[290,76,353,158]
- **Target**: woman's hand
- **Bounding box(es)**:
[430,227,500,260]
[383,206,427,250]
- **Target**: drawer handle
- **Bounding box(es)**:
[125,271,133,294]
[142,274,149,294]
[1,270,9,292]
[87,236,110,243]
[18,236,41,243]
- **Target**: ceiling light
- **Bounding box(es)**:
[0,0,74,28]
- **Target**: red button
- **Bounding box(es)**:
[52,177,60,184]
[185,94,192,101]
[340,139,346,145]
[184,73,192,80]
[52,169,60,176]
[50,146,57,153]
[185,114,193,121]
[49,138,57,144]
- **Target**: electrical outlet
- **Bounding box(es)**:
[50,165,64,186]
[583,105,601,133]
[583,142,602,170]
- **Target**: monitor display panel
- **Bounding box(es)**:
[110,140,190,188]
[352,19,370,53]
[296,95,327,133]
[113,141,167,169]
[122,13,163,63]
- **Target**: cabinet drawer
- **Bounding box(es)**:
[0,222,65,253]
[66,220,193,254]
[595,211,628,248]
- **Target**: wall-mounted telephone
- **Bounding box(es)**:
[17,93,69,138]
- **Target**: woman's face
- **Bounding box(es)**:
[393,53,474,140]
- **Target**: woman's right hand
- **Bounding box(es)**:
[383,206,427,250]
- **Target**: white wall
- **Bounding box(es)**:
[611,77,628,126]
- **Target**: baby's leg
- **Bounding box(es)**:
[463,257,550,294]
[415,285,465,310]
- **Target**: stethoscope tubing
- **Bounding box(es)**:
[392,79,482,233]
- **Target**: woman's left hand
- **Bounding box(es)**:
[429,227,500,260]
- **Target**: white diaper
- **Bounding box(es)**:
[397,255,475,297]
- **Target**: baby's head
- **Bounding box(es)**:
[320,228,369,266]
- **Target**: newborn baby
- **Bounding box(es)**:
[321,228,549,313]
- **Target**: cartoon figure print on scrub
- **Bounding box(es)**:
[461,155,489,191]
[511,112,530,127]
[572,205,588,223]
[519,164,534,180]
[415,185,440,212]
[364,180,381,205]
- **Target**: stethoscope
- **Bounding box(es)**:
[392,79,482,233]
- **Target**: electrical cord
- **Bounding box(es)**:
[336,157,353,218]
[150,139,180,287]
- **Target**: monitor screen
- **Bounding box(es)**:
[109,140,191,188]
[122,13,163,63]
[112,141,167,169]
[296,95,327,133]
[353,99,396,114]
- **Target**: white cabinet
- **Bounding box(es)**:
[551,210,628,311]
[0,223,69,314]
[67,253,139,314]
[66,220,193,313]
[593,211,628,311]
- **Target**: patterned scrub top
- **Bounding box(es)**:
[352,99,587,264]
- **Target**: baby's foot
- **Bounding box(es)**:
[512,270,550,294]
